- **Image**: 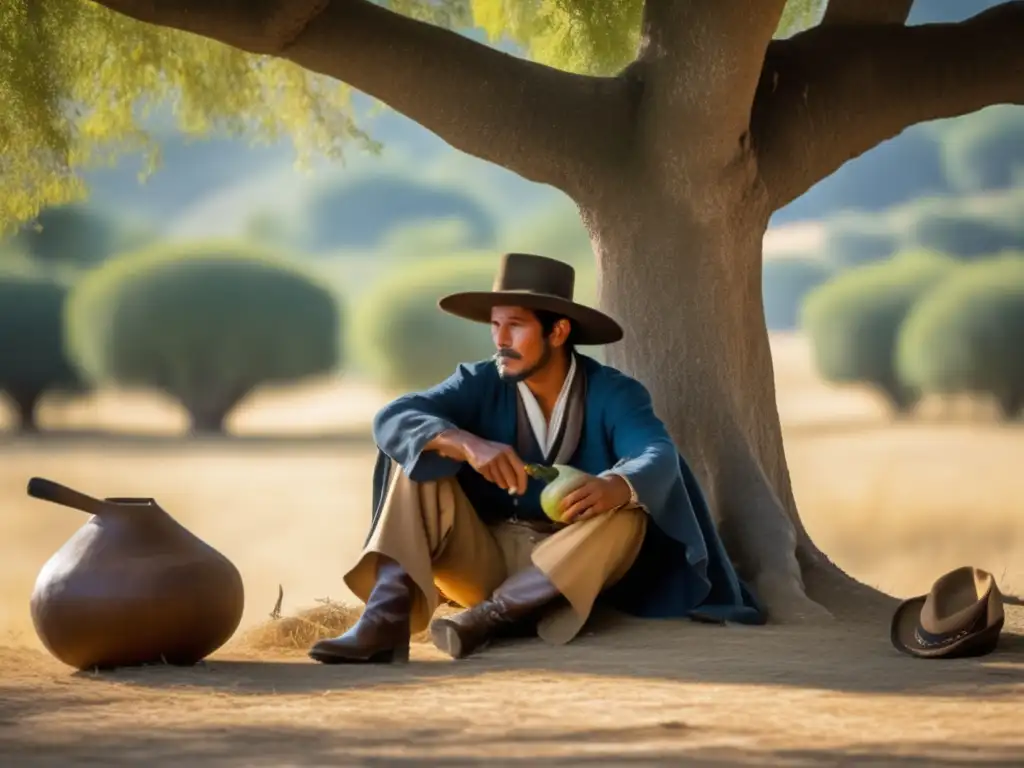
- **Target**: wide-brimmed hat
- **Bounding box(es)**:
[890,566,1005,659]
[437,253,623,346]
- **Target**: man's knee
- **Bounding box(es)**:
[611,506,648,539]
[388,466,457,495]
[576,506,647,543]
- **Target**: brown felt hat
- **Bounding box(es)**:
[890,566,1005,660]
[438,253,624,346]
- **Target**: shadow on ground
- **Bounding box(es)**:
[1,716,1021,766]
[4,614,1023,765]
[51,609,1024,698]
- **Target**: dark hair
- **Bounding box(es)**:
[533,309,576,354]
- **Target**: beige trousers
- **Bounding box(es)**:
[344,467,648,645]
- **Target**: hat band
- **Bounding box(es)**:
[913,611,986,648]
[493,287,572,299]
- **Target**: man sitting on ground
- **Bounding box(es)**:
[310,252,764,664]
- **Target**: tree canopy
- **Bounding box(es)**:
[0,0,824,236]
[0,0,372,233]
[65,240,342,433]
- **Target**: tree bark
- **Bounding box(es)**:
[635,0,787,167]
[754,0,1024,211]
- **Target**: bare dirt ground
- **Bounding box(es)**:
[2,336,1023,766]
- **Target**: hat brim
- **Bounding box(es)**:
[889,595,1004,659]
[438,290,624,346]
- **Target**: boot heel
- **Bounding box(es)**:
[384,642,410,664]
[430,620,464,659]
[365,642,410,664]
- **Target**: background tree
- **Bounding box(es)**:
[6,202,155,268]
[301,173,497,254]
[902,202,1023,259]
[940,104,1024,192]
[504,202,598,266]
[65,242,342,434]
[897,256,1024,420]
[354,257,498,392]
[820,215,900,269]
[762,257,836,331]
[802,251,956,413]
[244,209,299,251]
[379,219,485,260]
[8,0,1024,622]
[0,273,87,433]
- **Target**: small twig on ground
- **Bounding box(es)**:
[269,584,284,620]
[997,567,1022,606]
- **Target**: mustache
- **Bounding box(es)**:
[493,348,522,361]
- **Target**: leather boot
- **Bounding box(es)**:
[429,566,561,659]
[308,557,412,664]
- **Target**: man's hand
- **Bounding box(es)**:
[429,429,528,495]
[560,474,632,523]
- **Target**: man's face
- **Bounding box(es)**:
[491,306,557,383]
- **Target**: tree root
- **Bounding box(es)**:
[799,543,900,625]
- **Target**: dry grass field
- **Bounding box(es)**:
[1,334,1022,766]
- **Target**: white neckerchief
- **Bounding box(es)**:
[517,353,576,459]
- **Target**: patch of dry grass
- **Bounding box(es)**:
[237,598,363,652]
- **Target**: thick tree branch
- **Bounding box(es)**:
[636,0,787,158]
[753,1,1024,212]
[87,0,634,196]
[820,0,914,26]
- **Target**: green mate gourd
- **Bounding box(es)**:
[523,463,590,523]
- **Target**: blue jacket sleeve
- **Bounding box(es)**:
[372,363,480,482]
[601,372,679,512]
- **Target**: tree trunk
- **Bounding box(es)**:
[996,390,1023,422]
[184,396,238,436]
[180,384,253,437]
[582,176,896,624]
[7,390,42,434]
[877,379,919,418]
[188,409,229,436]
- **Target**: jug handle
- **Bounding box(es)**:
[27,477,107,516]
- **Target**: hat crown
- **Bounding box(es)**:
[493,253,575,300]
[918,566,998,635]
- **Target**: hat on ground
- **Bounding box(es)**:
[890,566,1005,659]
[437,253,623,346]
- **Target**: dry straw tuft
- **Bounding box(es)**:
[236,587,462,653]
[238,596,363,652]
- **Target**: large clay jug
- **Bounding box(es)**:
[27,477,245,670]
